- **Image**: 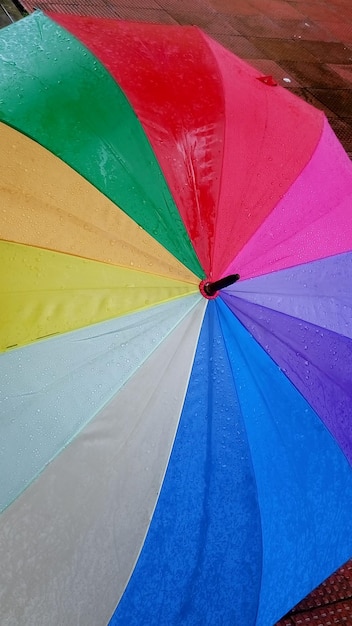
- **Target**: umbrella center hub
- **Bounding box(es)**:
[199,274,240,299]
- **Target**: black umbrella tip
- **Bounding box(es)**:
[200,274,240,299]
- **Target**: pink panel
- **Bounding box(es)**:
[202,34,324,278]
[226,118,352,279]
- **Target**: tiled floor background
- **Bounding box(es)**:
[15,0,352,159]
[2,0,352,623]
[278,561,352,624]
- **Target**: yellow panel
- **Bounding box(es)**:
[0,241,198,351]
[0,122,198,284]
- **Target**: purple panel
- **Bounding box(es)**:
[221,292,352,464]
[230,252,352,339]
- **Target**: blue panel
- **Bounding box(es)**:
[217,298,352,625]
[110,301,262,626]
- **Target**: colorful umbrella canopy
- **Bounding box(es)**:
[1,10,352,626]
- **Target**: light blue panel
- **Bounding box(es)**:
[110,301,262,626]
[0,294,201,512]
[217,298,352,625]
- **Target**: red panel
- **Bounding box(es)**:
[203,34,324,277]
[50,13,225,277]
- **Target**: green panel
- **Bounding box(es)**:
[0,12,204,278]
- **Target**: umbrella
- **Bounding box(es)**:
[1,10,352,626]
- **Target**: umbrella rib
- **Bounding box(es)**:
[213,302,264,624]
[226,297,352,431]
[195,29,226,276]
[229,323,321,620]
[218,299,323,622]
